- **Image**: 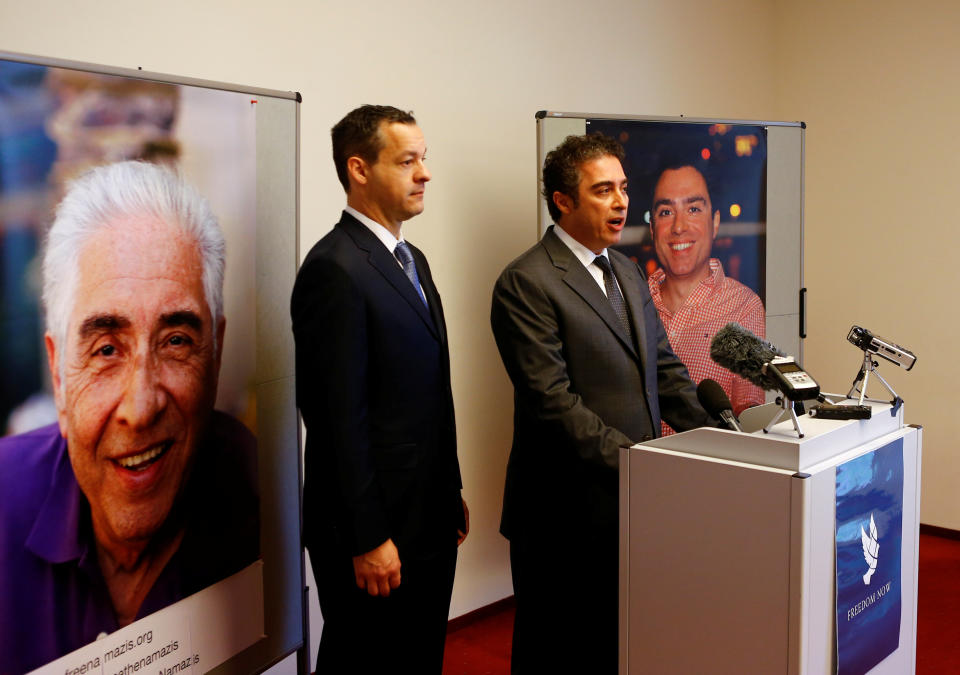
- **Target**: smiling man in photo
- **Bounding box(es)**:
[648,161,765,423]
[0,161,258,673]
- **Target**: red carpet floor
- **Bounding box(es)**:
[443,598,514,675]
[444,533,960,674]
[916,533,960,673]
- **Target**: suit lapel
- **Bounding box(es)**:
[541,228,638,360]
[338,214,439,339]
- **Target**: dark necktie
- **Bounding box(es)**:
[394,241,428,306]
[593,255,632,338]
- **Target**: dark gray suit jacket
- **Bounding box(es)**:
[491,226,709,540]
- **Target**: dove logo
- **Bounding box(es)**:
[860,513,879,584]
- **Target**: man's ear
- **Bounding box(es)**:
[44,333,68,438]
[346,156,369,189]
[712,209,720,239]
[553,191,574,216]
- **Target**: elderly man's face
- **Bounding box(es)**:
[46,216,223,550]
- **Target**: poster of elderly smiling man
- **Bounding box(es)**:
[0,56,297,675]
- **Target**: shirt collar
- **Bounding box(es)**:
[704,258,724,285]
[649,259,725,311]
[552,224,610,269]
[345,205,405,254]
[650,258,724,289]
[25,426,88,564]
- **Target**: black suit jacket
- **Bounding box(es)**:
[490,226,709,540]
[291,212,462,561]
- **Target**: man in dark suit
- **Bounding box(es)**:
[291,105,467,673]
[490,133,710,673]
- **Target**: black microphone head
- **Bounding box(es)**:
[696,378,733,420]
[709,323,785,390]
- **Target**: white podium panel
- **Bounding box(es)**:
[619,402,921,675]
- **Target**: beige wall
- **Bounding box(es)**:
[5,0,955,666]
[772,0,960,530]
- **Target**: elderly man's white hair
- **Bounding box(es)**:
[42,161,226,360]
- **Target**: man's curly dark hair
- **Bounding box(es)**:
[541,133,625,223]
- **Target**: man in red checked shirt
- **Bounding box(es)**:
[647,161,766,433]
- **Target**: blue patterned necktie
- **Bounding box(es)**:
[593,255,632,338]
[394,241,428,307]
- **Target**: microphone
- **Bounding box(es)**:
[709,323,786,391]
[696,379,743,432]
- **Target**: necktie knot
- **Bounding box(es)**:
[394,240,414,265]
[394,241,428,307]
[593,255,613,274]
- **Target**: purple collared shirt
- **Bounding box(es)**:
[0,413,258,674]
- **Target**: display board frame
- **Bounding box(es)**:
[0,50,305,675]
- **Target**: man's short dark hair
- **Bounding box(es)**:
[541,133,625,223]
[331,105,417,192]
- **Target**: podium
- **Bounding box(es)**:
[619,400,921,674]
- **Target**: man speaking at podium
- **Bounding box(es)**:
[491,133,710,672]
